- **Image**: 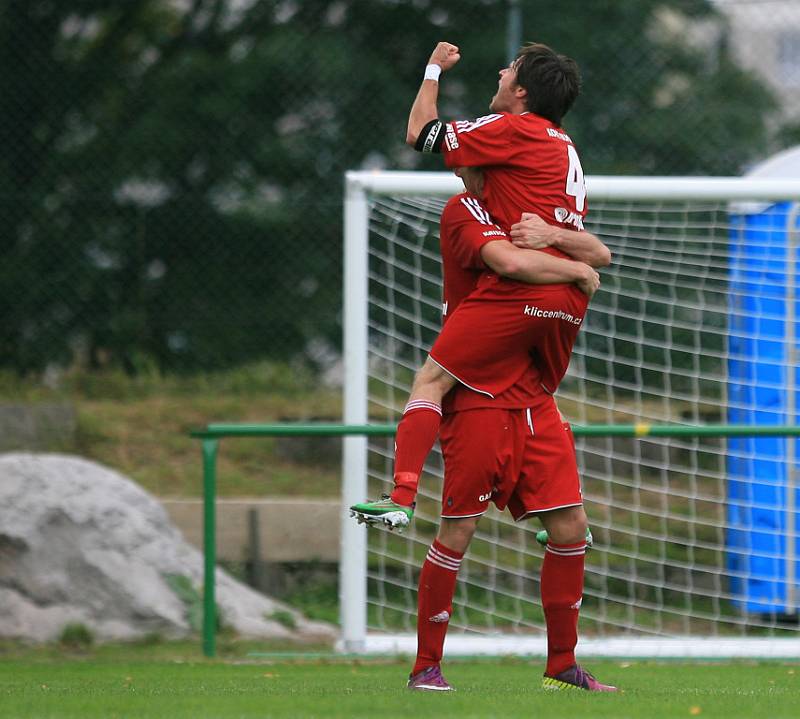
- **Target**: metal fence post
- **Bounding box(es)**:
[202,437,219,657]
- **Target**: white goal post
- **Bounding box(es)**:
[341,171,800,658]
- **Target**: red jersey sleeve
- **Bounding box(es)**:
[439,193,510,318]
[442,113,514,169]
[443,194,508,268]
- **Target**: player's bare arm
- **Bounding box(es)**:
[510,213,611,268]
[406,42,460,147]
[480,241,600,298]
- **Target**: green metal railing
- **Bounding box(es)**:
[189,422,800,657]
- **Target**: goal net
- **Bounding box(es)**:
[340,171,800,658]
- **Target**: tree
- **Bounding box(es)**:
[0,0,780,374]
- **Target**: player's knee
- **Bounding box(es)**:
[438,516,478,553]
[542,506,587,545]
[412,360,454,397]
[570,512,589,542]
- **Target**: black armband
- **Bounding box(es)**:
[414,119,445,153]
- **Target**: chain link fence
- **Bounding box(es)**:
[3,0,800,376]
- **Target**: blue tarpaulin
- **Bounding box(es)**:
[727,200,800,613]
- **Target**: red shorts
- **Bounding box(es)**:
[430,280,588,396]
[438,396,582,521]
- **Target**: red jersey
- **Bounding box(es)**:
[442,112,587,260]
[439,192,505,319]
[437,192,547,413]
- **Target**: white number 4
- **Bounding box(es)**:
[566,144,586,212]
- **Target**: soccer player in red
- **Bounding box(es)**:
[403,173,614,693]
[352,41,608,520]
[350,191,605,526]
[353,42,617,692]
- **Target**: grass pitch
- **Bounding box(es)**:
[0,649,797,719]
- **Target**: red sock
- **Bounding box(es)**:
[390,400,442,507]
[412,539,463,675]
[541,540,586,677]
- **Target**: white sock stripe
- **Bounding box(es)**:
[546,544,587,556]
[428,549,461,569]
[404,400,442,416]
[428,546,462,569]
[426,555,461,572]
[547,541,586,552]
[546,544,587,552]
[429,545,462,561]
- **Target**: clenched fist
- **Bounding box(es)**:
[428,42,460,72]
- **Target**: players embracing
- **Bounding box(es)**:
[352,41,616,693]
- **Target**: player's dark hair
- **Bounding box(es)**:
[514,43,581,126]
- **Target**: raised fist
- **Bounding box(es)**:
[428,42,460,72]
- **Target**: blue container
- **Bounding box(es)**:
[727,201,800,613]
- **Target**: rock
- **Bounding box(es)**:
[0,453,335,643]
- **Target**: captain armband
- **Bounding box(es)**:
[414,119,445,154]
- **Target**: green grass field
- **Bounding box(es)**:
[1,647,797,719]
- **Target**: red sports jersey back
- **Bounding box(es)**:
[437,191,549,412]
[442,112,587,260]
[438,192,503,321]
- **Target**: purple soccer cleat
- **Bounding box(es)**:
[407,665,454,691]
[542,664,617,692]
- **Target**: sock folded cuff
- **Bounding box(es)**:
[390,482,417,507]
[545,541,587,556]
[403,400,442,416]
[426,539,463,571]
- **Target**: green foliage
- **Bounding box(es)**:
[57,622,94,650]
[0,0,785,375]
[267,610,297,631]
[163,573,206,633]
[283,571,340,626]
[522,0,777,175]
[0,359,322,401]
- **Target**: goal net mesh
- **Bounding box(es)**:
[361,185,799,643]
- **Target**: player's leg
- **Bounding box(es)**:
[537,504,592,680]
[391,358,456,506]
[507,396,616,692]
[349,358,456,529]
[409,408,513,690]
[408,516,478,691]
[538,504,588,543]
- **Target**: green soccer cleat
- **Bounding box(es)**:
[349,495,415,532]
[535,526,594,550]
[542,664,617,692]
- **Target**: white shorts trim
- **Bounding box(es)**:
[428,356,494,398]
[440,510,486,520]
[514,501,583,522]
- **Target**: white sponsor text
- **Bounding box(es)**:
[523,304,583,325]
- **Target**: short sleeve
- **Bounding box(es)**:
[443,195,508,268]
[442,114,513,168]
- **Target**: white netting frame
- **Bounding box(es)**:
[340,171,800,657]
